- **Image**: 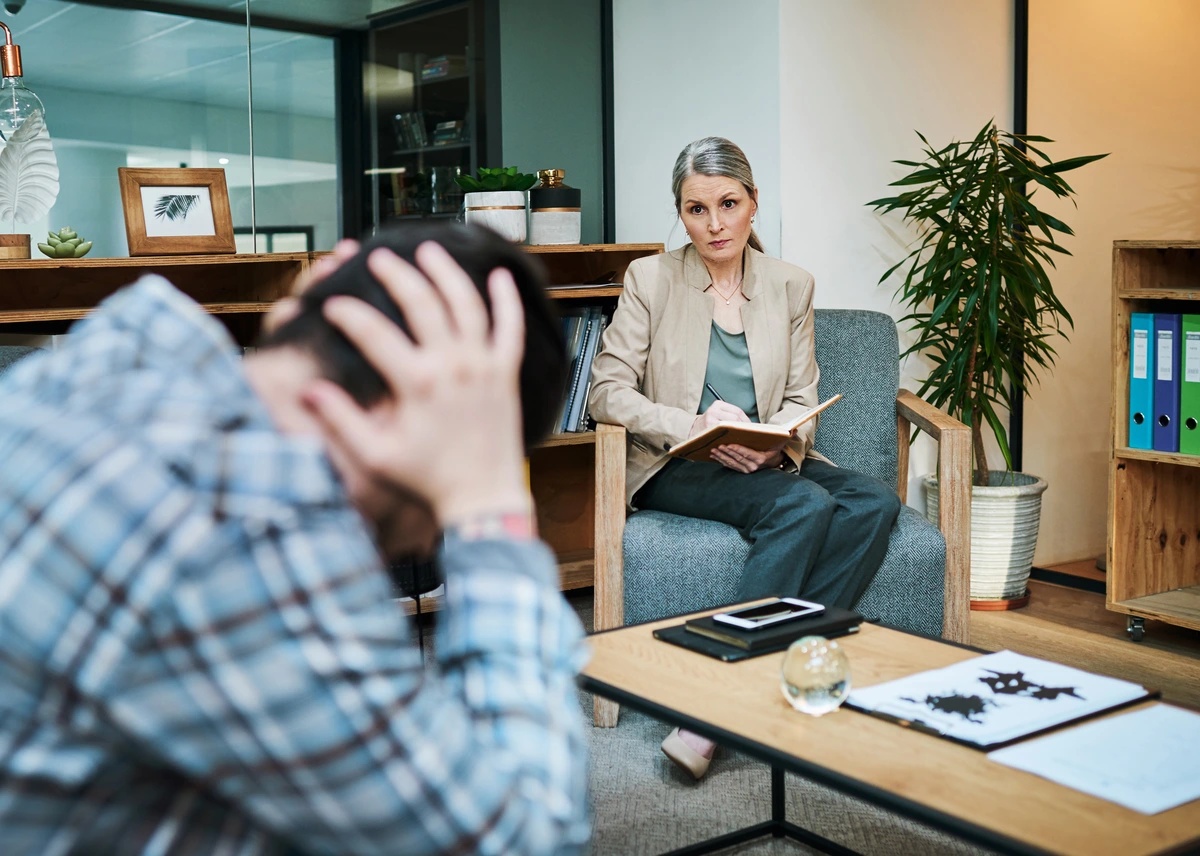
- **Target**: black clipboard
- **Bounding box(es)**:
[653,620,862,662]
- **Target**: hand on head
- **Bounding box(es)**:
[261,238,361,336]
[301,241,531,527]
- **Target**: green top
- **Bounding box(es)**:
[698,322,758,421]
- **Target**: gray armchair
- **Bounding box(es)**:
[591,309,971,727]
[0,345,41,376]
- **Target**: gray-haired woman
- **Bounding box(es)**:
[589,137,900,779]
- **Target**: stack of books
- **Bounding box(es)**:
[431,119,465,145]
[420,54,468,81]
[556,305,607,434]
[651,606,864,662]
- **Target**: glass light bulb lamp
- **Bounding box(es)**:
[0,21,44,142]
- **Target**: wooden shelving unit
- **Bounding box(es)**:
[0,253,309,326]
[1107,240,1200,641]
[0,244,663,625]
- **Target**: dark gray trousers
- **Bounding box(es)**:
[633,458,901,609]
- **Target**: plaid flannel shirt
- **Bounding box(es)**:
[0,277,590,855]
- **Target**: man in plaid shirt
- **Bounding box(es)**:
[0,224,589,854]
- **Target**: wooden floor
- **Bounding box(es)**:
[971,564,1200,709]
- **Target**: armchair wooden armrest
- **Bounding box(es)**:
[895,389,972,645]
[592,422,627,727]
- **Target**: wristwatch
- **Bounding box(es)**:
[778,454,799,474]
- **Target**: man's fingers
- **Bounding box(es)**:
[261,296,301,336]
[322,296,417,394]
[301,379,378,469]
[366,248,454,346]
[415,241,490,340]
[262,240,361,336]
[487,267,525,370]
[297,239,360,295]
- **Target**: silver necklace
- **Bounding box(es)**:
[711,279,742,305]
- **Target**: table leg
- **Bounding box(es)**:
[657,766,861,856]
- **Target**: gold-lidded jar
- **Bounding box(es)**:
[528,168,581,245]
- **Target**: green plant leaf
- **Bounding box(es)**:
[1043,153,1109,174]
[457,165,537,192]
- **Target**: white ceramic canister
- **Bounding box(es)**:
[528,168,581,246]
[463,190,528,243]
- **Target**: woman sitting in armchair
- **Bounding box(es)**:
[588,136,900,780]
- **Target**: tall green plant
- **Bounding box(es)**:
[869,121,1106,485]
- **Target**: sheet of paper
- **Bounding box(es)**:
[847,650,1149,747]
[989,704,1200,814]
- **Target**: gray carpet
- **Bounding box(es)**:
[581,698,995,855]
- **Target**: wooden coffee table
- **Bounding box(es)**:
[580,608,1200,856]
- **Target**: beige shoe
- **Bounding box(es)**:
[661,728,713,780]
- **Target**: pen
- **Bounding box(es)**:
[705,383,725,402]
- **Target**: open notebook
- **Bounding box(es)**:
[667,394,842,462]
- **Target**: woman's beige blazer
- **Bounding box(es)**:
[589,243,823,506]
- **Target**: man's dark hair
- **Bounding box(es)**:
[259,222,567,450]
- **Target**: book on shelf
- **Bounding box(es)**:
[683,606,864,652]
[575,375,596,432]
[392,111,428,149]
[431,119,465,145]
[552,310,588,432]
[558,307,598,434]
[666,394,842,461]
[846,649,1157,750]
[420,54,468,81]
[564,308,606,433]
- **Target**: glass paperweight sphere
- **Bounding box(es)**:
[780,635,851,716]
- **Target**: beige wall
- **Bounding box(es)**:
[777,0,1013,502]
[1027,0,1200,563]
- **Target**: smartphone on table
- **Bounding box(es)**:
[711,597,825,631]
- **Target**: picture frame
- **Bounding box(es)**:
[118,167,236,256]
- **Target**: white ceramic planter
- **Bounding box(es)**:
[463,190,527,243]
[924,471,1048,603]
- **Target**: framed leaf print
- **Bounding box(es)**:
[118,167,236,256]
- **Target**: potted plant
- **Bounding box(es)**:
[869,120,1106,608]
[456,166,537,243]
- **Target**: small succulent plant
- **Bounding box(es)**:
[38,226,93,258]
[454,166,537,192]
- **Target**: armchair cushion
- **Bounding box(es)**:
[623,506,944,636]
[0,345,41,376]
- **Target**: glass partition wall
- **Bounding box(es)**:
[3,0,340,256]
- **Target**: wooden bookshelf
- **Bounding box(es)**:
[1108,240,1200,641]
[0,253,308,326]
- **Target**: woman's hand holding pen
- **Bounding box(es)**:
[689,400,750,437]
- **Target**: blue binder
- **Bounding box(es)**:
[1128,313,1154,450]
[1152,313,1182,453]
